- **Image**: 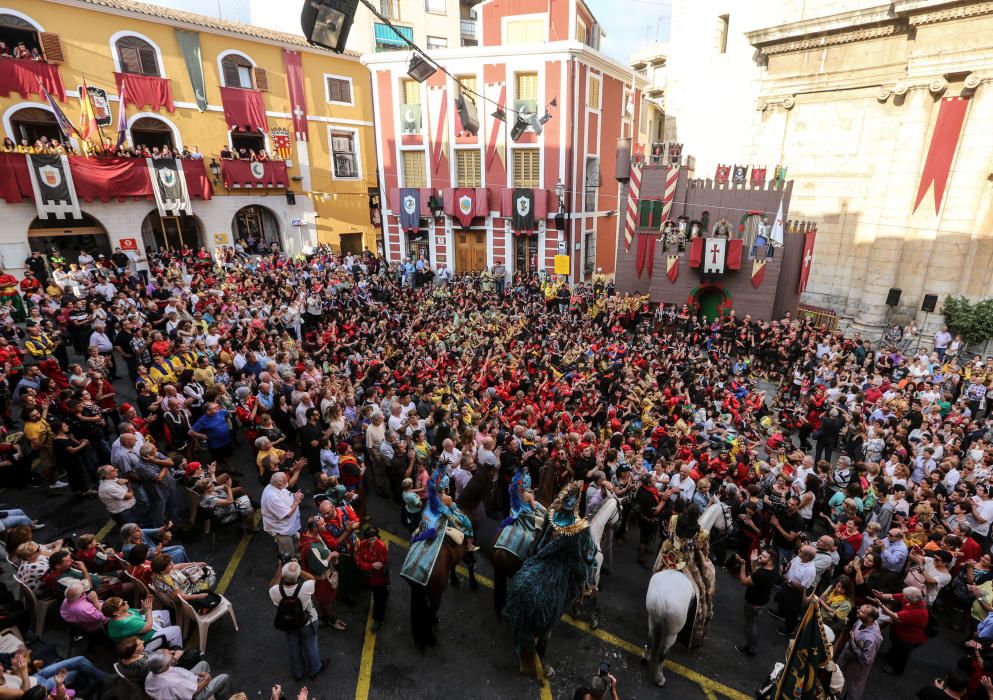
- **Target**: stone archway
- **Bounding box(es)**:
[140,209,203,252]
[28,211,111,265]
[232,204,281,252]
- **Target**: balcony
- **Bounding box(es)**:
[460,19,477,37]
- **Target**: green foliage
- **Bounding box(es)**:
[941,295,993,347]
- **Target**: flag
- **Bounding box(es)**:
[512,188,535,234]
[78,79,101,145]
[750,166,767,187]
[284,50,309,141]
[453,188,476,229]
[913,96,970,215]
[751,259,767,288]
[25,154,81,220]
[624,164,642,250]
[148,158,192,216]
[115,79,128,149]
[726,239,743,270]
[798,228,817,293]
[703,238,727,274]
[176,29,208,112]
[773,605,831,700]
[399,188,420,232]
[732,164,748,185]
[271,127,292,161]
[770,198,785,248]
[39,82,78,142]
[774,164,788,187]
[666,255,679,283]
[689,237,704,268]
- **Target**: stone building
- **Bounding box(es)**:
[657,0,993,332]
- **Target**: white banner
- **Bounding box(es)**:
[703,237,727,274]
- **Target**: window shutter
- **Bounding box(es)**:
[403,80,420,105]
[119,46,141,75]
[222,60,240,88]
[138,47,159,76]
[40,33,64,63]
[638,201,651,227]
[652,200,664,224]
[253,67,269,92]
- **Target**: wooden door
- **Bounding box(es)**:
[455,231,486,273]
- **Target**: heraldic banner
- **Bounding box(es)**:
[399,188,421,232]
[512,188,535,234]
[26,154,81,220]
[148,158,192,216]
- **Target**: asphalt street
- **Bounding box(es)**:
[5,455,967,700]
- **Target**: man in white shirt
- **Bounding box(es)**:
[97,465,135,524]
[438,438,462,473]
[261,472,304,556]
[970,486,993,544]
[268,561,328,681]
[144,650,231,700]
[388,403,406,433]
[775,545,817,635]
[669,463,696,503]
[477,437,498,471]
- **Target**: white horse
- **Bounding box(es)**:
[571,494,621,629]
[642,500,729,686]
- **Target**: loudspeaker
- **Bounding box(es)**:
[455,92,479,136]
[286,191,296,205]
[554,213,567,231]
[885,288,902,307]
[616,137,632,181]
[922,294,938,313]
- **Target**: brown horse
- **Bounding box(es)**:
[454,460,493,591]
[407,535,466,648]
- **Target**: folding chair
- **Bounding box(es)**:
[177,593,238,654]
[14,575,58,638]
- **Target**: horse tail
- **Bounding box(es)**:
[648,611,667,672]
[494,569,507,616]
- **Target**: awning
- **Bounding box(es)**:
[374,23,413,47]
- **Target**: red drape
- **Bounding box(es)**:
[913,96,970,215]
[219,87,267,133]
[115,72,175,113]
[0,153,34,203]
[183,160,213,201]
[220,159,288,188]
[0,57,65,101]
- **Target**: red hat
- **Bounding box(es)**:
[120,403,135,413]
[184,461,202,476]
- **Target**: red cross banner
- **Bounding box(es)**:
[798,228,817,293]
[624,164,642,250]
[666,255,679,283]
[284,49,309,142]
[703,238,727,274]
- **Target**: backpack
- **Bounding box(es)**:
[273,582,307,631]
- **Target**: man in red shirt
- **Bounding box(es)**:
[355,526,389,631]
[876,586,929,674]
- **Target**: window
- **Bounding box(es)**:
[587,77,600,110]
[221,54,264,89]
[457,75,476,98]
[331,131,359,179]
[514,72,538,114]
[584,156,600,212]
[130,116,176,151]
[400,80,421,132]
[380,0,400,19]
[512,148,539,188]
[577,21,587,44]
[505,19,544,45]
[425,0,445,13]
[584,230,596,274]
[426,36,448,50]
[232,131,265,157]
[717,14,729,54]
[637,200,664,227]
[8,107,60,145]
[0,14,63,63]
[402,150,426,188]
[325,75,353,104]
[456,150,481,187]
[116,36,159,76]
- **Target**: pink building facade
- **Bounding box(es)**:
[362,0,644,280]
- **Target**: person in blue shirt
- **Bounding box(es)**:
[188,402,233,464]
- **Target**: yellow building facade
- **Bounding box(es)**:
[0,0,379,272]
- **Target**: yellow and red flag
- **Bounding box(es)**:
[78,80,102,145]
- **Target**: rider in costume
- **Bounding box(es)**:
[504,481,597,676]
[412,463,476,550]
[653,501,716,647]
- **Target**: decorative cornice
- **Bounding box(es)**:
[904,1,993,26]
[758,24,898,56]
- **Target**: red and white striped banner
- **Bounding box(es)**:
[660,164,679,224]
[624,164,641,250]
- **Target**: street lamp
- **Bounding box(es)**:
[208,158,221,185]
[555,179,565,212]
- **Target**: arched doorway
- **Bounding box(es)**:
[692,285,730,323]
[8,106,61,146]
[232,205,280,251]
[141,210,202,252]
[130,116,176,151]
[28,212,112,264]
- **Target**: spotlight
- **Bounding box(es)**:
[301,0,358,53]
[529,113,543,135]
[538,110,552,125]
[491,107,507,122]
[510,114,528,141]
[456,92,479,135]
[407,53,436,83]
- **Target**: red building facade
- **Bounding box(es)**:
[362,0,643,280]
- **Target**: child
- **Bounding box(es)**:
[401,478,421,533]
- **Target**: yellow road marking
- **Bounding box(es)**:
[354,597,378,700]
[533,658,554,700]
[704,688,720,700]
[381,529,750,700]
[216,531,253,596]
[95,518,115,542]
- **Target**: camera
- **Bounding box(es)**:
[278,552,296,565]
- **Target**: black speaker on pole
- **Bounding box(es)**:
[554,213,567,231]
[922,294,938,313]
[885,288,902,307]
[286,191,296,205]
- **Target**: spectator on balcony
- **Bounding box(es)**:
[252,149,268,162]
[13,42,30,59]
[162,146,174,159]
[0,42,9,58]
[30,47,42,61]
[2,137,14,151]
[220,145,233,160]
[237,147,251,160]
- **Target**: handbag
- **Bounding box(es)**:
[192,591,223,614]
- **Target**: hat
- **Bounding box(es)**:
[120,403,135,413]
[184,461,202,476]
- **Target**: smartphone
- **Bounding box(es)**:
[598,661,610,678]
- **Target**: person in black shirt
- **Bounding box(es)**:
[110,248,130,276]
[733,548,779,657]
[24,251,48,284]
[298,408,325,476]
[771,496,805,569]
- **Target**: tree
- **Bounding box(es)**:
[941,295,993,347]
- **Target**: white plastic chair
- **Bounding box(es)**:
[13,575,58,637]
[176,593,238,654]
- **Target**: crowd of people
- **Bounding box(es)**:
[0,136,215,161]
[0,237,992,699]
